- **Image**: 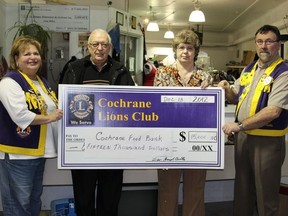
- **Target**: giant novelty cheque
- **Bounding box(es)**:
[58,85,225,169]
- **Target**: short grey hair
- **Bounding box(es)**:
[88,29,112,44]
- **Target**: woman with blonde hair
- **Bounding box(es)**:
[0,35,63,216]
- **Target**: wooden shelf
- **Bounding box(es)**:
[226,65,246,69]
[226,65,246,80]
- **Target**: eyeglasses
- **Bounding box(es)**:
[255,39,279,46]
[89,42,110,49]
[177,45,194,52]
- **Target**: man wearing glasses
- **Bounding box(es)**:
[61,28,135,216]
[218,25,288,216]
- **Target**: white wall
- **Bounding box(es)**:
[1,4,127,61]
[144,1,288,71]
[1,1,18,60]
[68,6,110,59]
[230,2,288,45]
[3,1,288,67]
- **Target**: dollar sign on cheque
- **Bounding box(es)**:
[179,131,186,142]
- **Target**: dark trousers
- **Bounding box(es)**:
[71,169,123,216]
[233,132,286,216]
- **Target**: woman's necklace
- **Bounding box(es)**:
[177,62,196,86]
[179,71,193,86]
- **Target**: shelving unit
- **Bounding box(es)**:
[226,65,245,70]
[226,65,246,81]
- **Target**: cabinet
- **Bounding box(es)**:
[242,50,256,65]
[108,7,142,37]
[226,50,255,81]
[280,34,288,60]
[108,8,144,85]
[68,7,144,85]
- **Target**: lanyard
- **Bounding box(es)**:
[236,58,283,117]
[18,70,58,115]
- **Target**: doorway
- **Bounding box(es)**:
[47,32,70,92]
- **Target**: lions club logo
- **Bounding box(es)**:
[69,94,94,119]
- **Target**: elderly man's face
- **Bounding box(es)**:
[88,31,111,65]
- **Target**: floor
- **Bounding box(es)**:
[205,201,234,216]
[0,201,234,216]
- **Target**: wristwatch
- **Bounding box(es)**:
[238,122,244,131]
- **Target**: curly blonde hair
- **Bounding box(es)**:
[172,29,201,62]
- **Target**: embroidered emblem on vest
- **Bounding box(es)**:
[16,126,31,138]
